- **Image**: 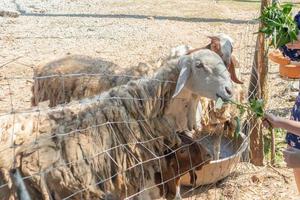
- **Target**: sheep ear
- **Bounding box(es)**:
[208,36,221,52]
[228,55,243,84]
[172,56,192,98]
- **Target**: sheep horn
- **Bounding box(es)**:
[228,55,243,84]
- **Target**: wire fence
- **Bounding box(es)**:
[0,1,297,200]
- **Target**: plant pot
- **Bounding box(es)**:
[279,63,300,79]
[268,50,290,65]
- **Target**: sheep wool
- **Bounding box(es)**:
[0,58,182,200]
[31,55,155,107]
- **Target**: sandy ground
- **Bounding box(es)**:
[0,0,300,199]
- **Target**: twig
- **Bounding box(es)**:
[0,56,23,69]
[268,164,290,184]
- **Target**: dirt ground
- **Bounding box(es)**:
[1,0,300,199]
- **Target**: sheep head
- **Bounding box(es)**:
[173,49,233,101]
[159,132,212,198]
[208,34,233,67]
[170,132,212,172]
[185,34,243,84]
[208,34,243,84]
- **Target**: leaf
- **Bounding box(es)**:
[259,27,273,35]
[290,29,298,41]
[249,99,264,118]
[215,97,224,109]
[282,3,293,14]
[259,2,297,48]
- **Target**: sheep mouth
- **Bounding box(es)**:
[216,93,230,102]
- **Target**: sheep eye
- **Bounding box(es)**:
[196,63,204,69]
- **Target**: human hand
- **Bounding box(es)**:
[262,113,279,129]
[283,146,300,168]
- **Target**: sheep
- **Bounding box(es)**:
[171,35,245,160]
[0,49,233,200]
[31,55,156,107]
[169,35,245,160]
[155,131,212,200]
[31,34,243,161]
[156,35,245,161]
[31,33,242,157]
[31,34,242,109]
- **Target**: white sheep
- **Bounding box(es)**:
[0,49,233,200]
[31,55,155,107]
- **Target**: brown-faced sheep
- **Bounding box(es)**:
[0,49,232,200]
[155,131,212,200]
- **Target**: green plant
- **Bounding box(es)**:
[216,98,264,139]
[259,3,298,49]
[216,98,264,118]
[216,97,285,165]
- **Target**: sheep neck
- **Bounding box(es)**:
[147,59,200,133]
[164,86,198,133]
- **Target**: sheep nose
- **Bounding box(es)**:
[225,87,232,96]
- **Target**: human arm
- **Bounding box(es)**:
[263,113,300,137]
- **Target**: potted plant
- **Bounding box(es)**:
[260,3,300,78]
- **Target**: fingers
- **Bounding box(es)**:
[262,115,273,129]
[262,113,280,129]
[262,119,271,129]
[264,113,273,120]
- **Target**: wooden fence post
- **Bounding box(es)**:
[248,0,271,166]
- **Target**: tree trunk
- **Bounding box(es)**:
[247,0,271,166]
